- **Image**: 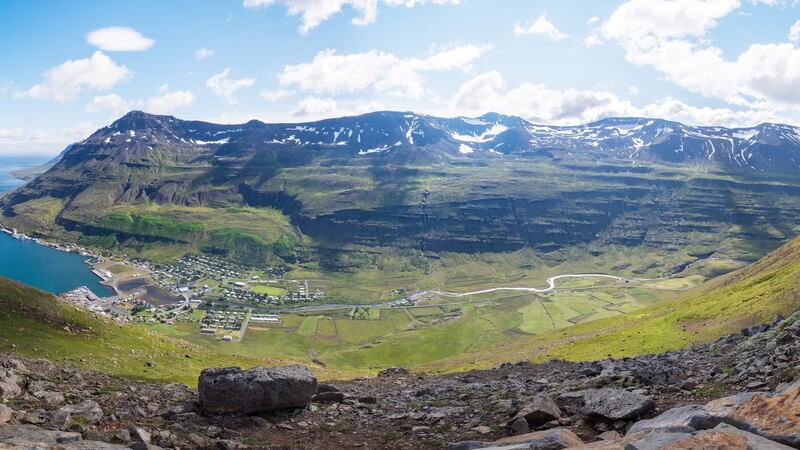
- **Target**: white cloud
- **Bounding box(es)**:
[206,68,255,104]
[628,85,640,95]
[145,85,195,114]
[601,0,800,108]
[451,70,788,127]
[453,71,636,125]
[639,97,785,127]
[242,0,459,34]
[0,122,98,156]
[86,27,155,52]
[513,13,569,41]
[290,96,338,116]
[261,89,294,101]
[15,51,132,102]
[790,20,800,43]
[196,48,215,59]
[0,128,25,139]
[288,96,386,120]
[602,0,739,41]
[587,16,600,25]
[584,35,602,47]
[278,44,490,98]
[86,93,131,113]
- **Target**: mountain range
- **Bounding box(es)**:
[3,110,800,274]
[49,110,800,170]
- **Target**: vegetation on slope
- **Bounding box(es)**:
[424,235,800,373]
[0,277,349,384]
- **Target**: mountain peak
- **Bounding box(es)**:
[109,110,178,132]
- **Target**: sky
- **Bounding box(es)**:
[1,0,800,156]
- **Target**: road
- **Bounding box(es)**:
[418,274,625,298]
[273,273,628,313]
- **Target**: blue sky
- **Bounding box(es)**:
[1,0,800,156]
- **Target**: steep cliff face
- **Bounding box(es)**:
[3,110,800,264]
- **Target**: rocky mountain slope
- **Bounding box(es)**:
[3,111,800,270]
[1,309,799,449]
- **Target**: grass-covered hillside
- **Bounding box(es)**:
[2,228,800,384]
[0,276,350,384]
[424,234,800,373]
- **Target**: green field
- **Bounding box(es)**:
[252,284,288,296]
[142,280,674,372]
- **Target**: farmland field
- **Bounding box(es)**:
[142,281,675,373]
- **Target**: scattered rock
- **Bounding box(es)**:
[198,365,318,414]
[0,424,127,449]
[508,416,530,435]
[316,383,339,393]
[33,390,65,405]
[131,427,152,443]
[471,425,492,435]
[510,392,561,427]
[0,404,12,424]
[0,380,21,400]
[489,428,584,449]
[596,430,622,441]
[627,405,715,435]
[559,388,655,420]
[312,391,346,403]
[52,400,103,429]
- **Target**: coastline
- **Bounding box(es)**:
[0,222,119,297]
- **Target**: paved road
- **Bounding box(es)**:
[418,274,625,298]
[273,273,629,312]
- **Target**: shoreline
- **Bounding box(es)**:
[0,222,117,297]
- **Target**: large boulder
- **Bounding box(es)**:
[628,383,800,447]
[52,400,104,430]
[558,388,654,420]
[625,424,793,450]
[627,405,715,435]
[487,428,584,449]
[0,424,128,449]
[198,365,318,414]
[509,392,562,428]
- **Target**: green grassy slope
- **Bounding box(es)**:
[0,277,349,384]
[422,236,800,373]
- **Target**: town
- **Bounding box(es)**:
[54,251,327,343]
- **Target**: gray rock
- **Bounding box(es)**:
[509,416,530,435]
[0,404,13,424]
[447,441,486,450]
[510,393,561,427]
[52,400,104,429]
[487,428,584,449]
[0,380,21,399]
[559,388,654,420]
[312,391,346,403]
[624,431,693,450]
[628,404,716,435]
[596,430,622,441]
[129,443,164,450]
[198,365,318,414]
[131,427,152,443]
[0,424,128,449]
[33,390,65,405]
[708,423,793,449]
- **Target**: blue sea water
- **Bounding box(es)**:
[0,156,115,297]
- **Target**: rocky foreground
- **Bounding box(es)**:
[2,312,800,449]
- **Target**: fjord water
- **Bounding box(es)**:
[0,157,114,297]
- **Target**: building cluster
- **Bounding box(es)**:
[201,309,245,332]
[59,287,129,322]
[250,313,281,324]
